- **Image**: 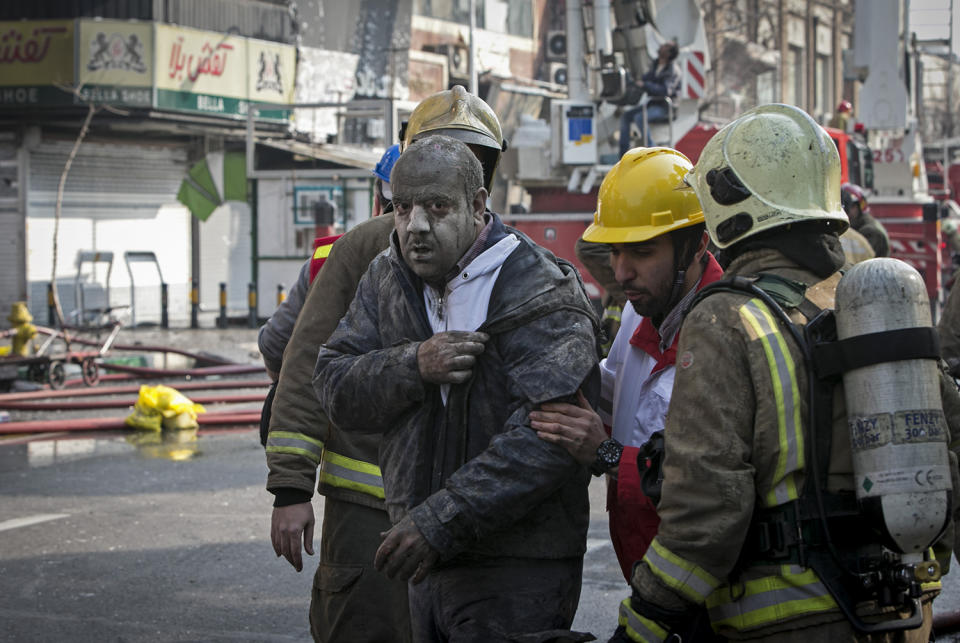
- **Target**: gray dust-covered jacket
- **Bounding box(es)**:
[314,214,601,562]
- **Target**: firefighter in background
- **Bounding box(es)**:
[842,182,890,257]
[575,237,626,356]
[939,283,960,377]
[530,147,723,581]
[265,86,506,643]
[613,104,960,642]
[256,144,399,446]
[829,99,853,132]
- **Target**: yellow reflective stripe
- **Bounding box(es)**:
[319,449,385,500]
[739,299,804,507]
[603,305,623,322]
[618,598,667,642]
[266,445,322,464]
[706,565,836,631]
[313,243,334,260]
[266,431,325,464]
[643,538,721,604]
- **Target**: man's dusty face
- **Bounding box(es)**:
[610,236,677,317]
[392,161,484,286]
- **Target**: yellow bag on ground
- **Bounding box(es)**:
[125,384,206,431]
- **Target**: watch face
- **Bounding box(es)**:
[597,438,622,468]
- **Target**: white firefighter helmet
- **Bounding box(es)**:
[686,103,849,248]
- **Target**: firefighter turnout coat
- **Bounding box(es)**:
[265,213,395,507]
[627,246,960,641]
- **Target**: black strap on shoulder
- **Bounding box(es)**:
[690,273,821,321]
[813,327,941,379]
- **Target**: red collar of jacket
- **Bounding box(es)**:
[628,252,724,374]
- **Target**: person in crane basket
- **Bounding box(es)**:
[618,40,681,157]
[612,103,960,643]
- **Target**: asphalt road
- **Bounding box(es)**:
[0,429,625,642]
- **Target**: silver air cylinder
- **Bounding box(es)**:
[835,258,951,554]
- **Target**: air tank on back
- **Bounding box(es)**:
[835,258,951,556]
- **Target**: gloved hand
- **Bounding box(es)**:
[615,596,670,642]
[614,593,721,643]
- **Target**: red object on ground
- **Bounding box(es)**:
[0,411,261,435]
[0,393,266,411]
[0,379,271,403]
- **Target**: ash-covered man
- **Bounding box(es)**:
[313,135,600,642]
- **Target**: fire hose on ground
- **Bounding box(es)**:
[0,410,262,435]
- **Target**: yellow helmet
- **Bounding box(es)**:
[403,85,504,192]
[687,103,848,249]
[582,147,704,244]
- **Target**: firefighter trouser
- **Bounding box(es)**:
[407,556,583,643]
[309,497,411,643]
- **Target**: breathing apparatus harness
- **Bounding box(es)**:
[689,272,945,634]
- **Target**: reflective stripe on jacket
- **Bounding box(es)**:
[630,247,957,639]
[309,233,344,283]
[266,214,394,509]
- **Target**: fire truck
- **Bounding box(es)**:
[500,0,949,315]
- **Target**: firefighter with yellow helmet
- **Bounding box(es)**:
[265,86,504,642]
[613,103,960,642]
[530,147,722,585]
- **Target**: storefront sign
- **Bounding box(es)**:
[77,20,153,107]
[0,20,74,106]
[156,24,292,121]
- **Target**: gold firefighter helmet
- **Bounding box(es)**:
[583,147,704,244]
[403,85,504,193]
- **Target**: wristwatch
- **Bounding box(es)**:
[590,438,623,476]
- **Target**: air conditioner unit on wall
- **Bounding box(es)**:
[546,30,567,62]
[548,61,568,86]
[435,44,469,80]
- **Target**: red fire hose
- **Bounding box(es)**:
[99,363,265,377]
[0,378,271,403]
[0,393,266,411]
[0,410,261,435]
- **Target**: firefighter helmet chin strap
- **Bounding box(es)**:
[658,232,702,327]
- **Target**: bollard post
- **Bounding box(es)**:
[247,282,257,328]
[47,282,56,327]
[160,283,169,329]
[218,282,228,329]
[276,283,286,306]
[190,279,199,329]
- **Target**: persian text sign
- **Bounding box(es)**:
[155,24,293,120]
[77,19,153,107]
[156,24,246,98]
[0,20,74,106]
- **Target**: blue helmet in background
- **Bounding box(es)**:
[372,144,401,183]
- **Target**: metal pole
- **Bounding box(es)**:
[190,279,199,329]
[160,283,169,329]
[567,0,588,101]
[469,0,478,94]
[948,0,955,137]
[218,282,228,329]
[47,282,56,327]
[247,282,257,328]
